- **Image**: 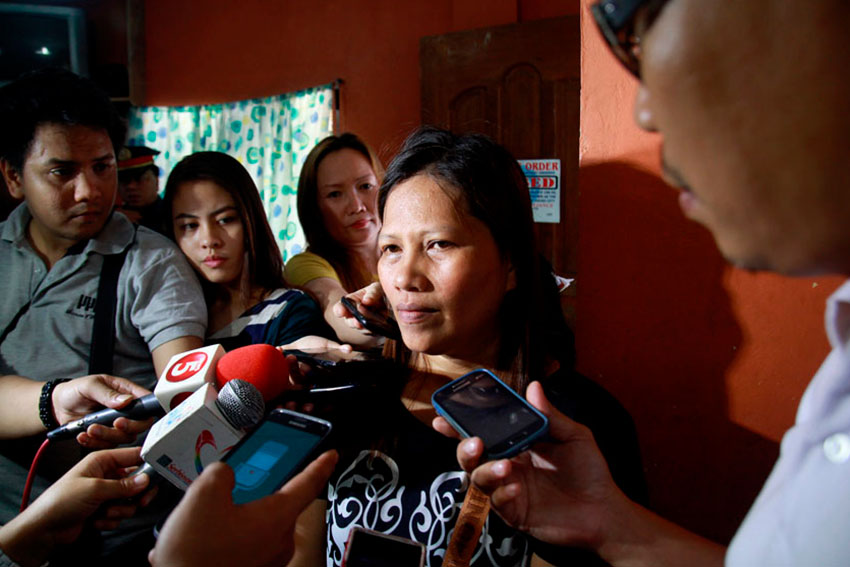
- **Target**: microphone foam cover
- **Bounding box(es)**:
[215,344,289,402]
[216,379,265,430]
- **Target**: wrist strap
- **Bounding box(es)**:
[443,484,491,567]
[39,379,70,431]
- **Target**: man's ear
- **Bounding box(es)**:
[0,159,24,199]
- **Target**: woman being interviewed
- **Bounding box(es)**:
[292,128,647,567]
[163,151,334,350]
[285,134,384,346]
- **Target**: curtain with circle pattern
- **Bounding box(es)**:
[126,84,334,261]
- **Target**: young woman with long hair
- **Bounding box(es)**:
[164,151,333,350]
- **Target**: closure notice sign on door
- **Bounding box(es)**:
[519,159,560,223]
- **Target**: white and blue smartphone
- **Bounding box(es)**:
[432,369,549,461]
[222,408,332,505]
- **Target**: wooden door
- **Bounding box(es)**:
[421,16,580,321]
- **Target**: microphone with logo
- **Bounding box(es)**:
[138,378,266,490]
[140,344,291,489]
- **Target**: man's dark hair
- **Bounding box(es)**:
[0,68,126,171]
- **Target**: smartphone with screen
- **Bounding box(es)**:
[431,369,549,461]
[280,347,382,398]
[340,296,402,340]
[283,346,379,369]
[222,409,332,505]
[342,527,426,567]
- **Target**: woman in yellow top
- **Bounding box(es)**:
[285,133,385,346]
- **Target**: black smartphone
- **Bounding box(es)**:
[222,408,332,504]
[340,296,402,340]
[431,369,549,461]
[281,347,382,397]
[342,527,426,567]
[283,347,378,369]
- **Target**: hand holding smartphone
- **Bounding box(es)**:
[222,409,332,504]
[432,369,549,461]
[340,296,402,341]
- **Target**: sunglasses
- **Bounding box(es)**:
[590,0,669,78]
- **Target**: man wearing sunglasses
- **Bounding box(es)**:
[438,1,850,565]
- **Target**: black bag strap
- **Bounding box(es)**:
[0,300,31,347]
[88,248,130,375]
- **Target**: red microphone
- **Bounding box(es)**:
[215,344,290,402]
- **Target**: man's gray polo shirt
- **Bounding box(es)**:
[0,203,206,389]
[0,203,207,526]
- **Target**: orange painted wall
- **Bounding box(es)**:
[144,0,842,545]
[145,0,522,162]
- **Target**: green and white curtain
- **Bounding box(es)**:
[126,84,334,261]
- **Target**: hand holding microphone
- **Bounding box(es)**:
[47,344,227,443]
[49,375,154,449]
[47,344,291,443]
[31,344,291,513]
[0,447,154,567]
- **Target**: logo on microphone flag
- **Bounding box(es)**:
[142,383,244,490]
[166,351,208,382]
[154,344,224,411]
[194,429,217,474]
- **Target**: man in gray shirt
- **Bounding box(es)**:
[0,69,206,564]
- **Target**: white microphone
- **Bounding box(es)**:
[140,380,265,490]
